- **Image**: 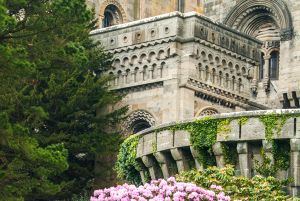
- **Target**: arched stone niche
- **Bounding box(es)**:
[223,0,293,41]
[195,107,219,117]
[99,0,127,28]
[122,110,156,134]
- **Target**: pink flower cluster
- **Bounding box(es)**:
[91,177,231,201]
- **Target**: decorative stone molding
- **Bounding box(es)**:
[122,110,156,134]
[196,107,219,117]
[224,0,293,41]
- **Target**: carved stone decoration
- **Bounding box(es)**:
[196,107,219,117]
[122,110,156,134]
[223,0,293,41]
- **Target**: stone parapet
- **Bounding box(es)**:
[135,109,300,197]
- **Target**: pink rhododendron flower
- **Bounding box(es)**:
[91,177,231,201]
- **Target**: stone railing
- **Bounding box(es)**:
[135,109,300,197]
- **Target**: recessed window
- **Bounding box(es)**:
[269,51,279,80]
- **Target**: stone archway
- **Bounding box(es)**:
[223,0,293,41]
[99,0,127,28]
[122,110,156,134]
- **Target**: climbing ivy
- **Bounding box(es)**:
[115,134,144,185]
[222,143,238,166]
[259,113,289,141]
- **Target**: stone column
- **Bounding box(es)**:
[157,66,162,78]
[139,70,144,81]
[154,152,177,179]
[131,72,136,83]
[141,155,162,180]
[237,142,251,178]
[149,66,154,79]
[199,67,204,81]
[290,139,300,196]
[213,142,225,168]
[262,140,274,163]
[190,147,204,170]
[122,72,127,85]
[263,55,270,91]
[170,148,191,173]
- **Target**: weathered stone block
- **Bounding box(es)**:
[157,130,174,151]
[143,133,157,155]
[280,118,295,139]
[136,137,144,157]
[174,130,190,147]
[217,119,239,141]
[240,118,265,140]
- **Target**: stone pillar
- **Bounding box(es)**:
[149,66,154,79]
[153,152,177,179]
[237,142,251,178]
[263,55,270,91]
[157,66,162,78]
[290,139,300,197]
[170,148,191,172]
[131,72,136,83]
[190,147,204,170]
[141,155,162,180]
[213,142,225,168]
[262,140,274,163]
[199,67,204,81]
[122,72,127,85]
[139,70,144,81]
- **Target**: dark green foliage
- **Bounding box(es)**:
[0,0,126,200]
[176,166,291,201]
[0,112,68,201]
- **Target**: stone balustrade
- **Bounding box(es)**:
[135,109,300,197]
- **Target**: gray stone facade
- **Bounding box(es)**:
[91,12,268,133]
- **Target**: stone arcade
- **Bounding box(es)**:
[88,0,300,197]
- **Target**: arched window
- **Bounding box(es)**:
[102,5,123,28]
[132,120,151,134]
[269,51,279,80]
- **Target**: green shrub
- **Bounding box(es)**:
[115,134,143,185]
[176,165,291,201]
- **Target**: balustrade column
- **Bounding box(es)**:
[141,155,163,180]
[290,139,300,197]
[190,147,204,170]
[153,152,177,179]
[213,142,225,168]
[237,142,251,178]
[170,148,191,173]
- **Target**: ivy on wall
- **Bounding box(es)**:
[115,134,144,185]
[115,113,299,184]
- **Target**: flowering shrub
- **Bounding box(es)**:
[91,177,231,201]
[176,165,290,201]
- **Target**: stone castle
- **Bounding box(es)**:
[88,0,300,196]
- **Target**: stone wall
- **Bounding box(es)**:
[135,109,300,197]
[86,0,204,27]
[203,0,300,109]
[90,12,264,133]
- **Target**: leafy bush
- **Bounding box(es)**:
[91,177,231,201]
[176,166,291,201]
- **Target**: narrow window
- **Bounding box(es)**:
[269,51,279,80]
